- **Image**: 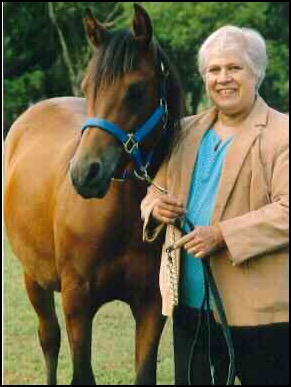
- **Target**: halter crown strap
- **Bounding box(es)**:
[134,105,165,142]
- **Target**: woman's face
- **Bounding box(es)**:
[204,51,258,116]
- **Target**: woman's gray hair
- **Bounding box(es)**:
[198,26,268,89]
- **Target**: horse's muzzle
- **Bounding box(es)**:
[70,158,111,199]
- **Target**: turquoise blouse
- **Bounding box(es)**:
[179,128,234,309]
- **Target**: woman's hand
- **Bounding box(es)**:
[173,225,225,258]
[151,194,186,225]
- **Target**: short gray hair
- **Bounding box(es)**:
[198,26,268,88]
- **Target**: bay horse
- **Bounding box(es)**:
[4,4,184,385]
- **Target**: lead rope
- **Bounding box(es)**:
[141,170,181,309]
[166,225,179,307]
[141,169,235,385]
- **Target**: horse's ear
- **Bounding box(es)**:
[84,8,109,48]
[132,3,153,48]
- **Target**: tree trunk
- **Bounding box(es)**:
[47,2,80,96]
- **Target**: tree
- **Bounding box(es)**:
[3,2,289,136]
[260,2,289,111]
[3,2,58,133]
[3,2,122,136]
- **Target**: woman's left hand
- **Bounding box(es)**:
[173,225,225,258]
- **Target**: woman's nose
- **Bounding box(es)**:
[217,69,232,83]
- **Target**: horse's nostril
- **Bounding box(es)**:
[86,161,103,184]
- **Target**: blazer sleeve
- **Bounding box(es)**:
[219,137,289,265]
[140,161,168,242]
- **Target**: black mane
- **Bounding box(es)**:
[89,30,141,89]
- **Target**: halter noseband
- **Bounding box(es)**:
[81,61,169,179]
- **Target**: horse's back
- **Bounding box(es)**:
[4,97,86,288]
[5,97,86,161]
[5,96,86,166]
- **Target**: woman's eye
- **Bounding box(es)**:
[229,65,242,71]
[208,67,220,74]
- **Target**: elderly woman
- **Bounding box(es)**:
[141,26,289,385]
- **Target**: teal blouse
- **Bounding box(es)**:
[179,128,234,309]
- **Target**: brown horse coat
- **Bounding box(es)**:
[4,5,184,384]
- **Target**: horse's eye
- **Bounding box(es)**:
[125,82,147,105]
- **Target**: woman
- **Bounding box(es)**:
[141,26,289,385]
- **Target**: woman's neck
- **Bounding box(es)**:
[214,97,257,140]
[218,96,256,127]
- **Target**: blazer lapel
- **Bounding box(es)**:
[212,96,270,223]
[177,108,218,205]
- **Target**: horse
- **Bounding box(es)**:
[4,4,184,385]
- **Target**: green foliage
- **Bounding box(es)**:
[3,2,289,136]
[260,2,289,111]
[265,2,289,42]
[261,42,289,112]
[3,2,121,135]
[4,70,45,125]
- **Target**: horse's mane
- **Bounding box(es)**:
[85,28,185,176]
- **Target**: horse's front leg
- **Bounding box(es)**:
[61,274,96,385]
[132,299,167,385]
[24,272,61,385]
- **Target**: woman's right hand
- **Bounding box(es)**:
[152,194,186,225]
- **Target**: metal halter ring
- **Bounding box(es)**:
[124,134,138,154]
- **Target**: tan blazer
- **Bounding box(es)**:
[141,96,289,326]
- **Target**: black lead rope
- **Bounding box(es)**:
[142,173,236,384]
[203,259,236,385]
[174,216,236,385]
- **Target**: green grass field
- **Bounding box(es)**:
[4,237,241,385]
[3,237,174,385]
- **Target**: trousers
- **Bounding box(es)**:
[173,305,289,385]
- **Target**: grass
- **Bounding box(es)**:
[3,237,240,385]
[3,237,174,385]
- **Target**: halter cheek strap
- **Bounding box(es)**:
[81,105,166,173]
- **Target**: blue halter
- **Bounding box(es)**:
[81,105,166,174]
[81,61,169,178]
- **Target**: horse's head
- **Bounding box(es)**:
[70,4,183,199]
